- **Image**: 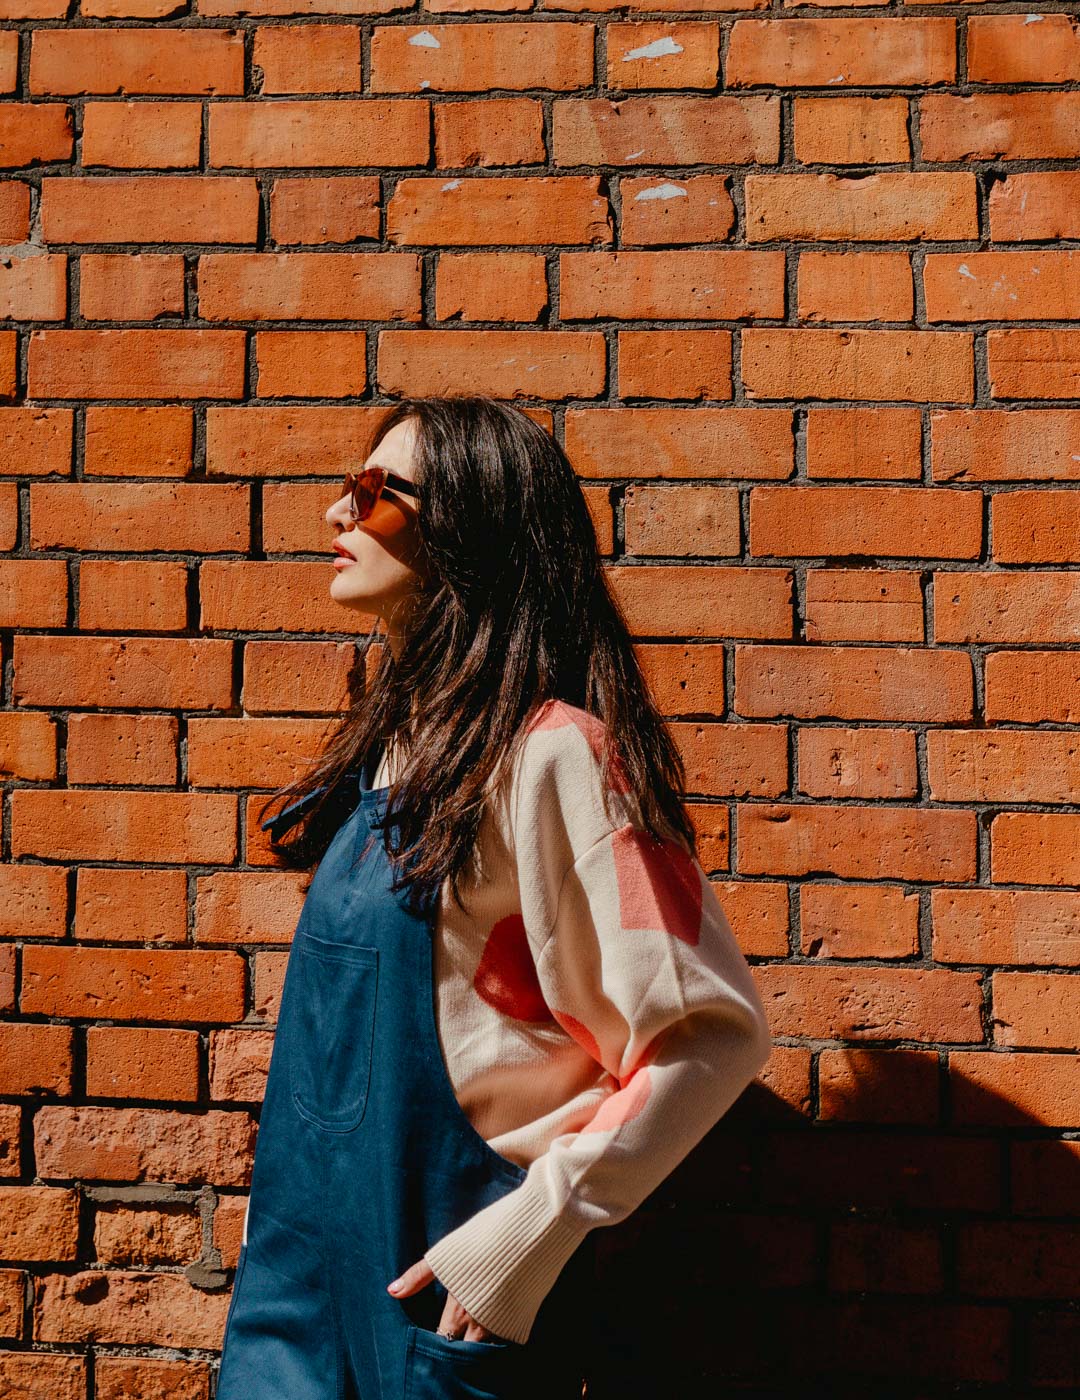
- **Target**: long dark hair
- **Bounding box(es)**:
[257,394,698,911]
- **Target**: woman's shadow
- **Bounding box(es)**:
[583,1049,1080,1399]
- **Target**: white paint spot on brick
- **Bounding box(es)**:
[958,263,977,280]
[634,182,687,202]
[827,74,846,84]
[624,149,646,160]
[441,179,462,191]
[409,29,441,47]
[1024,12,1043,20]
[419,79,430,89]
[623,36,683,60]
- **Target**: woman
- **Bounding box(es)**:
[215,395,772,1400]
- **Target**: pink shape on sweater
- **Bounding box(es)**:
[611,825,703,945]
[472,913,554,1023]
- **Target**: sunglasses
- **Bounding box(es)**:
[343,467,420,523]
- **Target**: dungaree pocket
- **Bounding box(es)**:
[403,1323,531,1400]
[287,932,379,1133]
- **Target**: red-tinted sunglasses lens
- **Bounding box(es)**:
[344,469,384,520]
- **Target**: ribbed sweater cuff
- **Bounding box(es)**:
[423,1170,590,1345]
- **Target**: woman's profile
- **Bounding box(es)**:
[215,394,772,1399]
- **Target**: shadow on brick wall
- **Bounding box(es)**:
[583,1060,1080,1399]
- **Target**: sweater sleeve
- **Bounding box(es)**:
[423,714,772,1345]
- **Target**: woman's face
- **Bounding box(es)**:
[325,417,429,625]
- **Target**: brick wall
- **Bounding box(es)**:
[1,6,1078,1397]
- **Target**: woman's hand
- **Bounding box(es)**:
[387,1258,509,1343]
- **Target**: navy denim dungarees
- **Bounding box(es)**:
[216,754,595,1400]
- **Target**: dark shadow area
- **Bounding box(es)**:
[583,1054,1080,1398]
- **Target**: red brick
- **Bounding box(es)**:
[0,711,57,780]
[205,405,387,477]
[78,559,190,632]
[0,1354,84,1397]
[0,255,65,319]
[0,179,29,239]
[41,175,258,244]
[378,328,606,398]
[924,252,1080,323]
[0,406,72,476]
[0,1023,72,1094]
[665,720,787,797]
[931,410,1080,483]
[253,23,361,94]
[369,22,594,92]
[928,729,1080,805]
[27,329,246,400]
[198,252,421,322]
[0,1185,78,1259]
[200,560,374,633]
[84,406,193,477]
[989,172,1080,241]
[993,813,1080,887]
[30,482,248,553]
[617,330,732,400]
[194,870,307,946]
[950,1050,1080,1127]
[75,866,188,946]
[565,407,793,478]
[797,251,913,323]
[735,643,971,722]
[984,651,1080,726]
[81,100,201,168]
[209,1029,273,1105]
[79,253,185,322]
[0,102,73,166]
[36,1268,232,1348]
[935,573,1080,645]
[435,253,548,323]
[552,95,779,167]
[932,887,1080,968]
[756,964,982,1042]
[94,1201,202,1265]
[255,331,366,399]
[242,640,355,714]
[794,95,910,165]
[268,176,380,245]
[0,329,20,397]
[619,175,734,246]
[22,947,242,1022]
[561,250,784,320]
[747,172,976,242]
[987,330,1080,402]
[0,559,67,628]
[727,18,955,88]
[606,563,792,639]
[11,791,238,864]
[750,485,980,560]
[741,801,976,881]
[993,489,1080,565]
[795,722,918,800]
[743,329,973,404]
[801,408,918,481]
[85,1027,200,1101]
[188,717,346,790]
[13,635,234,710]
[968,14,1080,84]
[435,97,545,168]
[0,864,67,940]
[29,28,244,95]
[209,99,430,169]
[801,883,920,958]
[992,973,1080,1052]
[36,1103,254,1186]
[809,586,910,648]
[624,484,740,558]
[66,712,179,787]
[921,92,1080,162]
[606,23,720,90]
[387,176,611,246]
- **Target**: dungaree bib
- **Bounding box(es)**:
[216,754,596,1400]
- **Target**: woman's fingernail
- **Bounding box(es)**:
[388,1280,403,1293]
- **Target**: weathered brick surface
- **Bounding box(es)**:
[2,7,1076,1394]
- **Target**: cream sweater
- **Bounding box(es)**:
[369,699,772,1345]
